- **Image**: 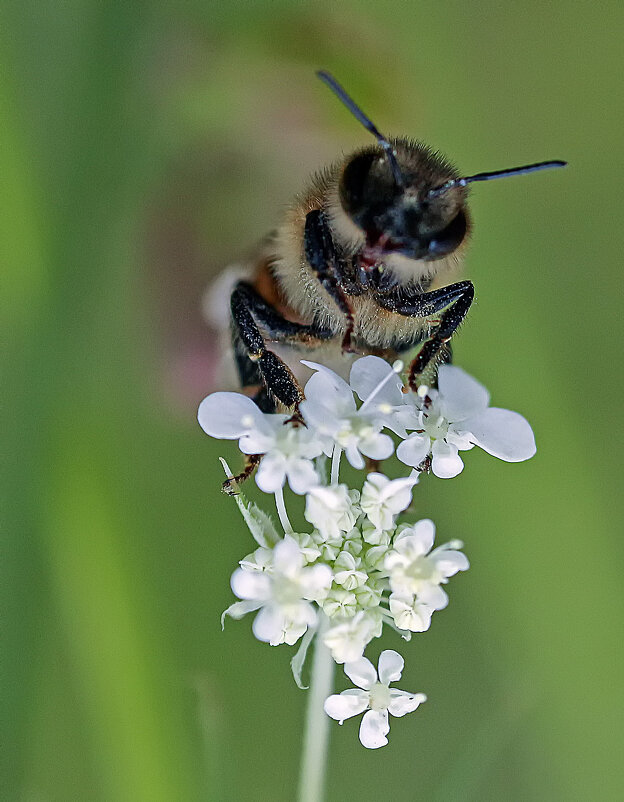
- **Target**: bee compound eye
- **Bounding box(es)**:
[426,211,468,258]
[340,152,378,214]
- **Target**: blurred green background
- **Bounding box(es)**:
[3,1,623,800]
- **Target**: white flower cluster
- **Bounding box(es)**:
[198,356,536,748]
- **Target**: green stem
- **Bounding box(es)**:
[297,615,334,802]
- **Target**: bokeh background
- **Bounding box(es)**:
[4,2,623,800]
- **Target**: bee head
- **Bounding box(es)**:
[339,143,469,262]
[318,69,566,269]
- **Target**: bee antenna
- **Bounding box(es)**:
[317,70,404,188]
[428,160,567,199]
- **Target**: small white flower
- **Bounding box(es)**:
[363,545,389,572]
[322,588,358,618]
[288,532,322,564]
[354,577,384,609]
[323,610,382,664]
[333,551,368,591]
[360,472,418,531]
[360,521,392,546]
[341,527,364,558]
[324,650,426,748]
[396,365,536,478]
[228,536,332,646]
[311,529,344,562]
[198,392,322,494]
[385,520,469,609]
[388,593,435,632]
[300,362,395,469]
[304,485,360,540]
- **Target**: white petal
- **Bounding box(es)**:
[379,476,418,509]
[431,549,470,576]
[324,689,369,723]
[349,356,403,405]
[239,415,288,455]
[359,709,389,749]
[344,656,378,690]
[334,550,357,571]
[197,392,263,438]
[359,432,395,461]
[445,425,475,452]
[221,599,262,622]
[286,458,320,495]
[396,433,431,467]
[393,404,421,433]
[405,518,436,554]
[282,621,310,646]
[431,439,464,479]
[378,412,409,440]
[238,431,274,455]
[230,568,270,601]
[251,606,284,644]
[437,365,490,421]
[301,563,333,601]
[299,399,334,435]
[464,408,537,462]
[302,366,355,413]
[344,444,365,469]
[255,453,287,493]
[377,650,404,684]
[272,536,305,573]
[417,583,449,610]
[388,690,426,717]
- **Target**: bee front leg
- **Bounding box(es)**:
[231,281,332,411]
[377,280,474,390]
[304,209,356,352]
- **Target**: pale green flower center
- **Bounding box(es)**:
[336,417,375,446]
[369,682,391,711]
[276,428,306,457]
[405,556,440,584]
[423,411,449,440]
[273,577,304,605]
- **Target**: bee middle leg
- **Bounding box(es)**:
[377,280,474,390]
[231,280,333,412]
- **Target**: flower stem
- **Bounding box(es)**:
[298,615,333,802]
[275,487,294,534]
[330,446,342,486]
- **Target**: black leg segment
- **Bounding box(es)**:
[375,280,474,389]
[304,209,356,351]
[231,280,332,410]
[222,453,263,495]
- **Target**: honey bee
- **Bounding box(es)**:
[219,71,565,421]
